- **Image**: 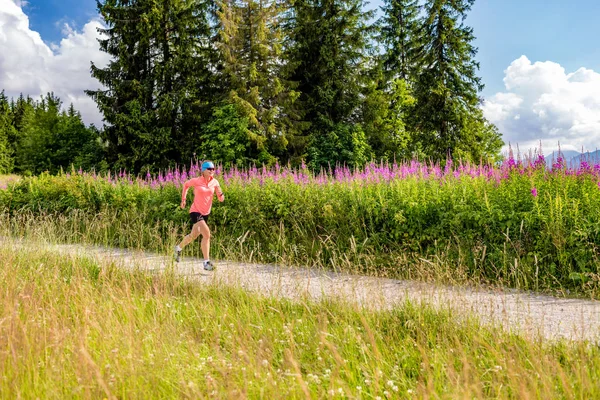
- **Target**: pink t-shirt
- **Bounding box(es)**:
[182,176,224,215]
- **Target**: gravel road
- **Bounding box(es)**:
[5,239,600,342]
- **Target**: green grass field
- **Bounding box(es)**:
[2,243,600,399]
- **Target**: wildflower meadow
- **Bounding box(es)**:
[2,150,600,296]
[4,151,600,398]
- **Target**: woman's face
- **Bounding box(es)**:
[202,167,215,178]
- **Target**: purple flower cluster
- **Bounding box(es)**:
[8,148,600,192]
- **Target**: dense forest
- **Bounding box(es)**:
[0,0,503,175]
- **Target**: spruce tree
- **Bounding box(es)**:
[0,91,14,174]
[9,94,35,174]
[361,76,416,161]
[14,93,61,174]
[52,104,105,172]
[216,0,302,165]
[285,0,374,168]
[413,0,502,161]
[4,93,105,175]
[87,0,219,172]
[364,0,421,161]
[378,0,421,84]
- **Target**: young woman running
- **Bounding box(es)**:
[174,161,224,270]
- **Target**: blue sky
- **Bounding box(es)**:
[22,0,97,41]
[464,0,600,97]
[3,0,600,153]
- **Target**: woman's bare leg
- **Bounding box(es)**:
[178,221,202,249]
[178,221,210,258]
[196,220,211,260]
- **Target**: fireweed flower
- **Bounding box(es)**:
[56,146,600,190]
[553,156,565,170]
[533,154,545,169]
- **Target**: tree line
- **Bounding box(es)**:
[0,92,104,175]
[0,0,503,175]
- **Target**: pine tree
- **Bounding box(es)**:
[87,0,219,172]
[378,0,421,85]
[364,0,421,162]
[13,93,61,174]
[5,93,104,175]
[285,0,374,168]
[412,0,502,161]
[0,91,15,174]
[215,0,302,165]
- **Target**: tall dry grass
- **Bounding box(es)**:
[0,174,19,187]
[1,242,600,399]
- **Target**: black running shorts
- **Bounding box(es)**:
[189,212,209,227]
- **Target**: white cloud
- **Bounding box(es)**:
[0,0,110,126]
[483,55,600,154]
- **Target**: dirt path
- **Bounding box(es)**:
[5,238,600,342]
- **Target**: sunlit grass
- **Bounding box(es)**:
[1,243,600,399]
[0,174,19,187]
[2,209,596,299]
[0,209,494,292]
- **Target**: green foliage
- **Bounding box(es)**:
[5,0,504,173]
[0,91,15,173]
[411,0,503,161]
[52,104,105,172]
[378,0,421,84]
[199,104,251,168]
[4,169,600,295]
[285,0,374,168]
[453,107,504,164]
[307,121,372,170]
[87,0,220,172]
[4,93,104,175]
[0,138,11,175]
[217,0,303,165]
[362,79,416,161]
[7,0,504,172]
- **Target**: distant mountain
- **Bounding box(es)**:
[547,150,580,164]
[505,148,600,169]
[571,150,600,167]
[544,150,600,168]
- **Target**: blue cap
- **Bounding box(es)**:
[201,161,215,171]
